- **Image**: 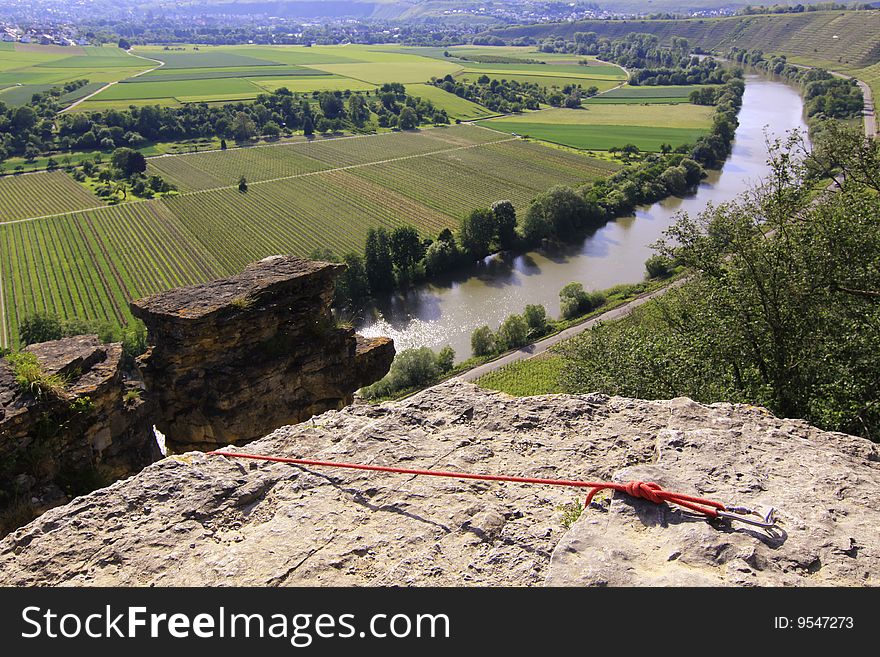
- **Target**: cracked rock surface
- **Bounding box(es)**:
[1,381,877,586]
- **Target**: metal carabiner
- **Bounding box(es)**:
[715,505,778,529]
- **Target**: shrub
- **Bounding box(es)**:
[645,254,674,279]
[497,314,529,350]
[471,325,497,357]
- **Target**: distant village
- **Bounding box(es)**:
[1,24,91,47]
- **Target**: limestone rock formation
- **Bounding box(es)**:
[1,381,877,586]
[0,335,157,533]
[131,255,394,451]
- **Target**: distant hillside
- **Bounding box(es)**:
[484,10,880,69]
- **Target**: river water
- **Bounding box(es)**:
[357,75,809,360]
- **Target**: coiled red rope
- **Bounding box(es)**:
[207,451,728,518]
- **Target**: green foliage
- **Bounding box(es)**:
[559,129,880,440]
[365,227,395,294]
[471,325,497,358]
[437,345,456,373]
[557,498,584,529]
[559,283,607,320]
[497,314,530,350]
[491,200,518,250]
[644,254,674,279]
[360,347,443,399]
[523,304,550,337]
[4,352,67,402]
[459,208,497,261]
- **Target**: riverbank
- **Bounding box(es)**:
[358,75,810,360]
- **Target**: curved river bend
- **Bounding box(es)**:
[358,75,809,360]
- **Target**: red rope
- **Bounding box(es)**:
[207,451,727,518]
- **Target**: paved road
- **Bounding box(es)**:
[456,279,685,382]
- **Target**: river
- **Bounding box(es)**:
[357,75,810,360]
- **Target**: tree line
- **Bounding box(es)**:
[0,83,450,172]
[557,126,880,441]
[331,76,744,312]
[727,48,864,132]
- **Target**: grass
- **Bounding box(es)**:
[462,62,627,80]
[478,104,713,151]
[127,66,323,82]
[89,78,264,101]
[477,353,564,396]
[0,171,101,221]
[0,125,618,346]
[407,83,498,120]
[5,351,67,401]
[458,72,622,92]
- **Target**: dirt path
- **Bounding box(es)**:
[456,279,684,383]
[59,50,165,114]
[0,257,7,348]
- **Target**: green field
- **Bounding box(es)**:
[476,354,564,397]
[458,72,622,92]
[408,83,498,120]
[461,62,627,80]
[93,78,265,101]
[585,84,717,105]
[480,122,708,152]
[478,104,712,151]
[0,171,101,221]
[0,125,618,346]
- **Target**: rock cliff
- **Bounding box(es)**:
[132,255,394,452]
[2,381,877,586]
[0,255,394,535]
[0,335,157,532]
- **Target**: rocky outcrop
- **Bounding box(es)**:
[1,381,877,586]
[0,335,157,533]
[131,255,394,452]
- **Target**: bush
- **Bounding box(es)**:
[497,314,529,350]
[559,282,607,320]
[645,254,674,279]
[437,346,455,373]
[361,347,443,399]
[471,325,497,357]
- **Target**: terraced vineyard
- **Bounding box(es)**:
[0,125,617,346]
[0,171,101,222]
[0,203,224,347]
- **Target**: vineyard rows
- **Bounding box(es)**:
[0,125,618,346]
[0,171,100,222]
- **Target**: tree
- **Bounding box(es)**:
[335,253,370,308]
[437,346,455,373]
[398,107,418,130]
[220,139,227,150]
[111,147,146,177]
[523,304,549,336]
[558,130,880,439]
[471,326,497,357]
[424,238,459,276]
[364,228,395,294]
[491,200,517,250]
[118,38,131,50]
[303,116,314,136]
[348,94,369,127]
[389,225,424,276]
[459,208,496,260]
[559,282,605,320]
[262,121,281,138]
[238,175,248,193]
[319,92,345,119]
[497,314,529,350]
[232,112,257,142]
[18,313,63,346]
